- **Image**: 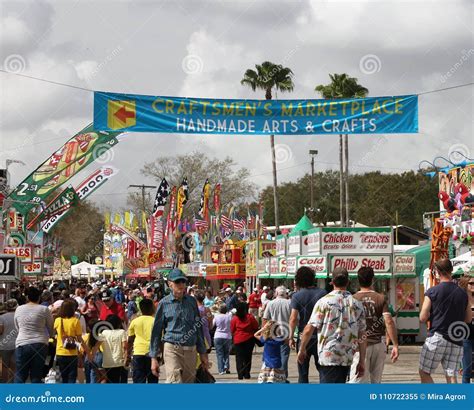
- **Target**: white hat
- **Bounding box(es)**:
[236,290,241,294]
[253,288,259,292]
[263,286,269,290]
[225,287,232,292]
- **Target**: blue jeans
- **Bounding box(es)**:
[56,355,78,383]
[462,339,473,383]
[132,355,158,383]
[319,365,350,383]
[280,343,290,378]
[214,338,231,373]
[15,343,48,383]
[296,337,319,383]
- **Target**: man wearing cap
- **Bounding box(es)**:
[225,288,238,311]
[248,288,262,317]
[150,269,208,383]
[297,267,367,383]
[99,289,126,323]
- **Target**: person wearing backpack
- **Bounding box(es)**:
[54,298,90,383]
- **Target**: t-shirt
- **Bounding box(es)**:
[248,293,262,309]
[261,336,284,369]
[101,329,127,368]
[213,313,232,339]
[14,304,54,348]
[0,312,17,350]
[54,317,83,356]
[99,301,126,321]
[290,287,327,334]
[263,297,291,339]
[353,290,389,345]
[128,315,154,356]
[425,282,468,346]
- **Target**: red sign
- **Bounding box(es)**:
[3,246,32,262]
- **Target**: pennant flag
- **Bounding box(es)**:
[149,216,164,252]
[213,183,221,213]
[104,211,111,232]
[42,166,119,233]
[198,179,211,221]
[124,211,132,229]
[164,186,177,238]
[8,124,121,216]
[176,177,189,225]
[28,186,78,229]
[152,178,171,218]
[114,212,123,226]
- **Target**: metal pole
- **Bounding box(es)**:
[311,155,314,212]
[339,134,344,227]
[344,134,350,227]
[270,134,279,231]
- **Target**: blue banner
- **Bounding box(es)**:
[94,91,418,135]
[0,384,471,410]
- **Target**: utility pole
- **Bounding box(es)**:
[309,150,318,220]
[270,134,280,232]
[339,134,345,227]
[128,184,157,214]
[344,134,350,227]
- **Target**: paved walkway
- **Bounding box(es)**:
[206,345,449,384]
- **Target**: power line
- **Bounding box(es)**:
[1,69,473,97]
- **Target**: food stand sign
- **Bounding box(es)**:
[287,232,302,255]
[3,246,32,263]
[296,255,328,278]
[330,254,391,274]
[21,260,43,275]
[305,228,322,255]
[0,255,19,281]
[321,227,392,254]
[393,254,416,276]
[245,241,257,276]
[276,235,287,256]
[286,256,297,278]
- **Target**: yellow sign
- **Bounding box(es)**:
[107,100,136,130]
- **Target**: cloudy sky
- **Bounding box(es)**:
[1,0,472,211]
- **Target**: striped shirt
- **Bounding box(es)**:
[149,293,206,357]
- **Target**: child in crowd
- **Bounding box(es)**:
[254,321,286,384]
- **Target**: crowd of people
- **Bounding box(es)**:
[0,258,472,384]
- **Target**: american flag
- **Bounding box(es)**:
[232,218,246,232]
[194,218,209,232]
[152,178,171,218]
[221,214,233,231]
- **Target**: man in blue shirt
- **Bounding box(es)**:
[289,266,327,383]
[150,269,208,383]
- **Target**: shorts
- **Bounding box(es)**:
[419,332,462,377]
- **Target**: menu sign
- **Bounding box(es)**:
[330,254,391,273]
[393,254,416,274]
[305,229,321,254]
[296,256,327,275]
[321,228,392,254]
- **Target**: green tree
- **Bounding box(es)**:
[241,61,295,230]
[52,201,104,262]
[315,73,368,226]
[127,151,257,218]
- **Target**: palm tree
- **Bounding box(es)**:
[315,74,368,227]
[241,62,294,231]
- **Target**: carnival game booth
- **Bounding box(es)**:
[205,239,246,293]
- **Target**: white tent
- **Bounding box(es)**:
[71,261,103,280]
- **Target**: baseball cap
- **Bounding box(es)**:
[263,286,269,291]
[225,287,232,292]
[167,268,187,283]
[6,299,18,311]
[101,289,112,301]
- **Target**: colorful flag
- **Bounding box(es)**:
[149,216,164,253]
[152,178,171,218]
[27,186,78,230]
[42,166,119,233]
[176,177,189,225]
[164,186,177,238]
[213,183,221,213]
[232,217,246,232]
[198,179,211,221]
[194,217,209,233]
[8,124,120,216]
[221,214,233,232]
